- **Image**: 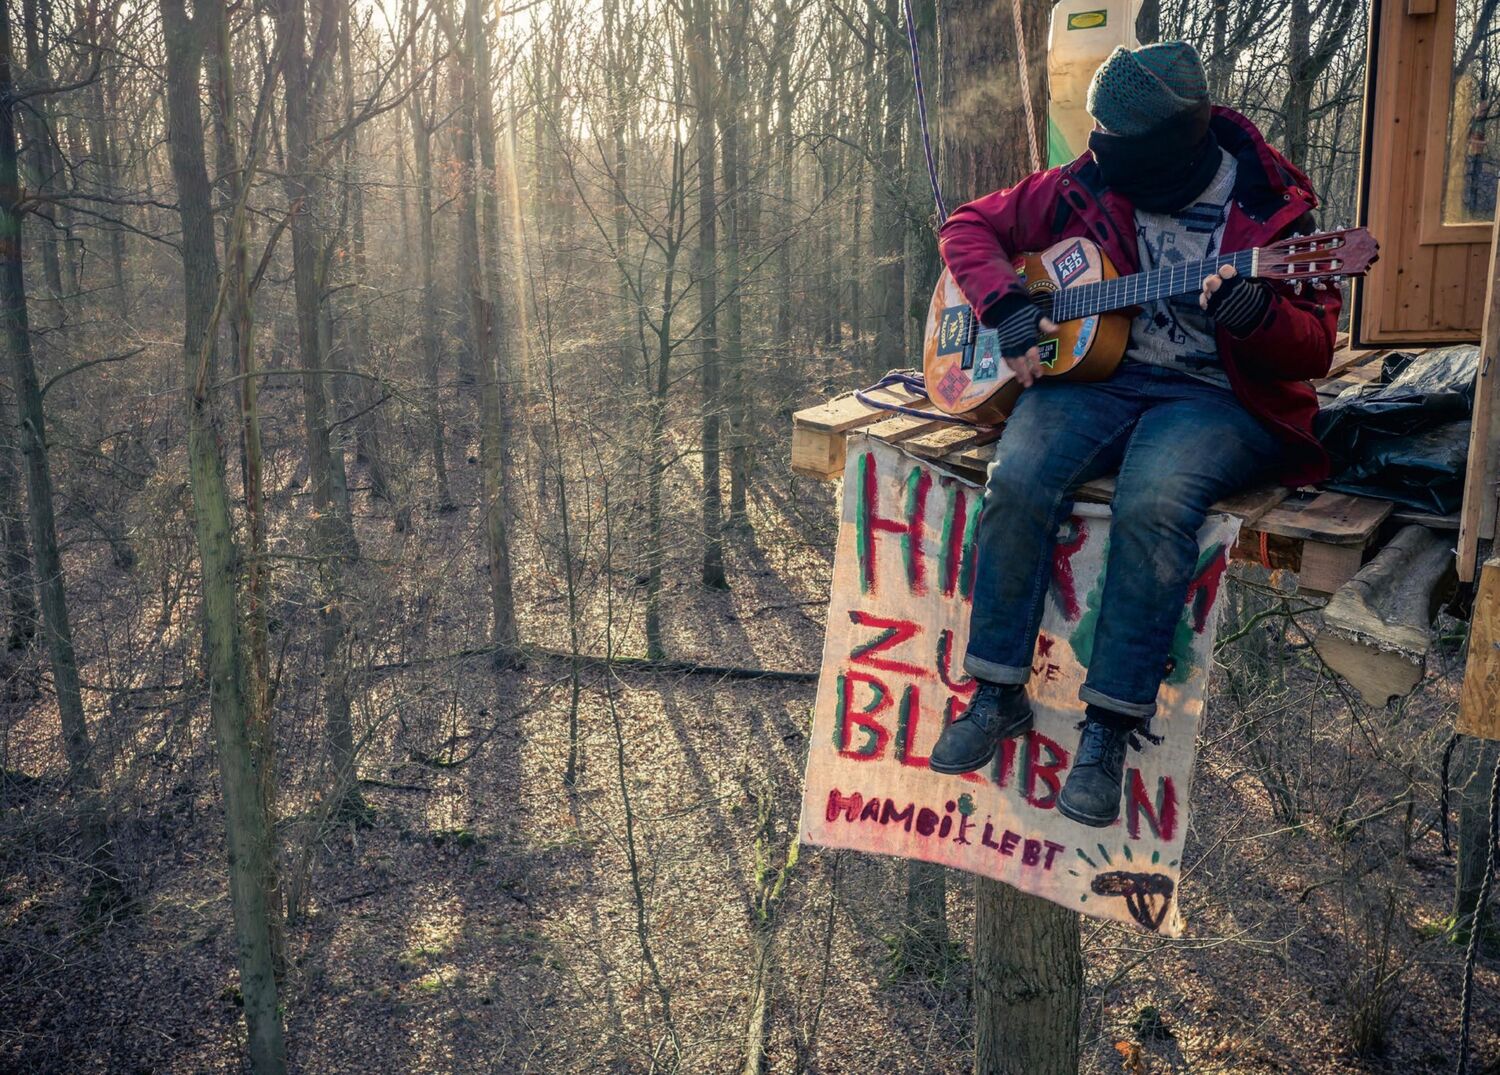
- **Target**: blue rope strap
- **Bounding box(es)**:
[854,370,976,425]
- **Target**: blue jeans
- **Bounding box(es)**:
[964,361,1282,719]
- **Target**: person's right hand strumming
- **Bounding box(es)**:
[988,298,1059,387]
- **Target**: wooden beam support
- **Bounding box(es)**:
[1458,558,1500,740]
[1313,525,1455,705]
[791,423,847,479]
[1457,204,1500,581]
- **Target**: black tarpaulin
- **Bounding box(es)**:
[1312,345,1480,515]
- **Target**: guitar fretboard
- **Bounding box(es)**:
[1050,248,1257,322]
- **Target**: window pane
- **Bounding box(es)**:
[1445,0,1500,223]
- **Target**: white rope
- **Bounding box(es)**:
[1009,0,1043,172]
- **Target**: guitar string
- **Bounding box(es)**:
[1050,249,1257,323]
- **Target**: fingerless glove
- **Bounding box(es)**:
[1206,274,1272,337]
[980,293,1044,359]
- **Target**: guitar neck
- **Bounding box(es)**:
[1051,248,1257,322]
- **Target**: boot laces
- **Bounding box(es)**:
[967,683,1006,734]
[1075,720,1127,779]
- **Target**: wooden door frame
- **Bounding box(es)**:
[1419,0,1495,246]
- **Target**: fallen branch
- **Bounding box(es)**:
[368,644,820,683]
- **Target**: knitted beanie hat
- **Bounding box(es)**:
[1086,42,1210,137]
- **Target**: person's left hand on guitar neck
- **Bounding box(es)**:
[1198,262,1273,337]
[987,297,1060,387]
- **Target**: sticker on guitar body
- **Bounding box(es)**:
[1051,241,1089,289]
[936,306,969,356]
[1037,338,1060,370]
[1072,316,1097,360]
[934,364,971,405]
[972,332,1001,382]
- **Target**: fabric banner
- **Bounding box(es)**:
[796,435,1240,936]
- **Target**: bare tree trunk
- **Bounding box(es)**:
[82,12,126,302]
[1135,0,1160,44]
[906,0,941,353]
[0,396,34,650]
[1453,737,1500,936]
[471,0,520,658]
[871,0,906,377]
[973,881,1082,1075]
[1282,0,1359,172]
[452,0,520,659]
[688,0,727,590]
[160,1,286,1069]
[18,0,62,304]
[936,1,1083,1070]
[0,3,114,900]
[279,0,361,810]
[643,135,687,662]
[773,0,794,365]
[1283,0,1312,170]
[409,88,455,512]
[339,5,393,505]
[1209,0,1230,98]
[723,0,751,533]
[820,137,839,347]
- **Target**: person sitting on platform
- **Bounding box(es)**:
[928,41,1337,827]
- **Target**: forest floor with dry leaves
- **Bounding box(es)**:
[2,390,1498,1075]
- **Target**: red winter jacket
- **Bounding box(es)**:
[937,106,1338,487]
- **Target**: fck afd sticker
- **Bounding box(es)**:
[1051,241,1089,289]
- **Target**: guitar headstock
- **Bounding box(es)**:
[1257,227,1379,282]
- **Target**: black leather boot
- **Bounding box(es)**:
[1057,716,1133,827]
[929,682,1032,775]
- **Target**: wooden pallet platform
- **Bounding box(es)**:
[792,346,1419,595]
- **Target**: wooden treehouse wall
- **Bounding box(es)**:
[1356,0,1492,346]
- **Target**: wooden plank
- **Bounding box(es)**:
[1211,485,1291,529]
[942,460,1287,526]
[1076,475,1114,504]
[1297,542,1368,595]
[861,410,952,444]
[1255,491,1392,545]
[906,422,999,460]
[1391,508,1461,530]
[1405,0,1436,14]
[1458,209,1500,581]
[955,441,997,470]
[793,386,929,434]
[1322,346,1390,380]
[790,386,940,479]
[1458,558,1500,740]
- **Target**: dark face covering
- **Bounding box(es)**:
[1087,101,1221,214]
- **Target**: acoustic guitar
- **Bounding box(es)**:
[922,228,1379,424]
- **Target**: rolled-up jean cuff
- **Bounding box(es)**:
[963,653,1030,686]
[1079,685,1157,720]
